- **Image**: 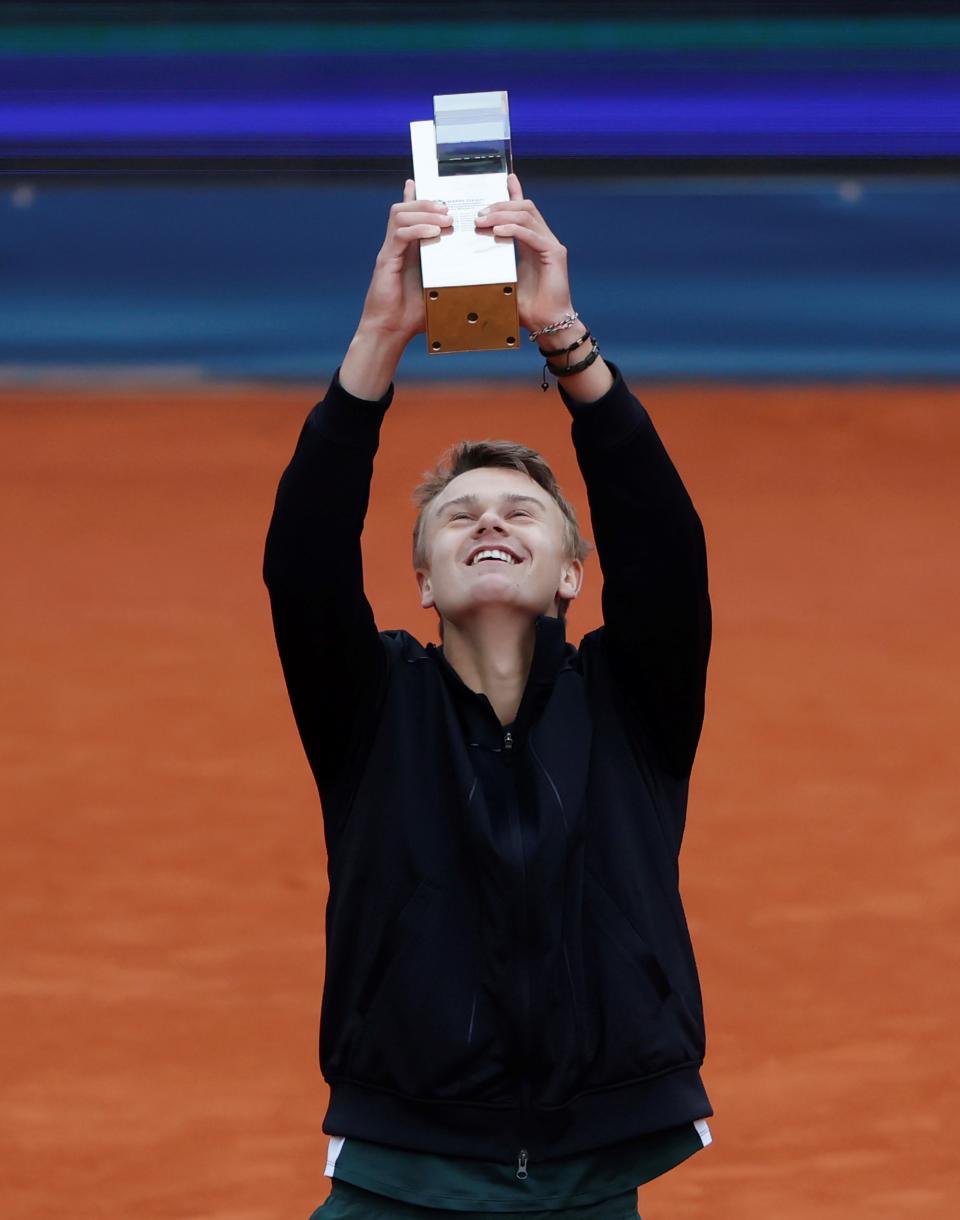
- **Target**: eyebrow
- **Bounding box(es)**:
[434,492,547,516]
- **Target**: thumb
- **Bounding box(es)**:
[403,178,416,203]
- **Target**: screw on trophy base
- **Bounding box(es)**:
[411,91,520,355]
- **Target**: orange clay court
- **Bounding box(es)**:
[1,378,957,1219]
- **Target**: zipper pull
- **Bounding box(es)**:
[504,730,513,751]
[516,1147,528,1180]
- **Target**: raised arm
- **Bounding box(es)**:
[477,178,710,776]
[564,372,711,777]
[262,373,390,804]
[262,184,451,810]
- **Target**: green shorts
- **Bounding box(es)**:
[309,1178,640,1219]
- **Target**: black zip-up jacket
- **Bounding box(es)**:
[262,362,712,1167]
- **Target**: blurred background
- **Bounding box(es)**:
[3,3,958,1220]
[3,0,959,380]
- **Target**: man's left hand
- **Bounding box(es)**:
[474,174,575,335]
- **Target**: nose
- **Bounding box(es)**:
[472,508,507,535]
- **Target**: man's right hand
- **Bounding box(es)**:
[339,181,452,401]
[359,180,451,342]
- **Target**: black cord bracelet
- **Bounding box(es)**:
[540,343,600,391]
[537,330,592,358]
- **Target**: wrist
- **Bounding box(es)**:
[352,321,410,358]
[339,326,406,401]
[526,302,577,338]
[539,320,589,357]
[554,352,614,403]
[533,312,614,402]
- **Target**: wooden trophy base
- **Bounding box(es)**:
[424,283,520,354]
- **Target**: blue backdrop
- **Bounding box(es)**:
[3,175,957,382]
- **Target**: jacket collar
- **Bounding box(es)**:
[428,614,571,734]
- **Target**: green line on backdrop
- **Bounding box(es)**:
[2,17,960,55]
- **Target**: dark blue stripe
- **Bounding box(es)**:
[1,52,957,158]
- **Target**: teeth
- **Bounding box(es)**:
[471,548,516,565]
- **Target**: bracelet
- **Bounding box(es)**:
[538,330,591,358]
[540,342,600,391]
[528,311,579,341]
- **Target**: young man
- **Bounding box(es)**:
[263,176,713,1218]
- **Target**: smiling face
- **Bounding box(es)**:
[415,466,583,628]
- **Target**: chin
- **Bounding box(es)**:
[443,593,535,621]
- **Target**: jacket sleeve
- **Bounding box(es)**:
[262,368,391,799]
[563,362,711,777]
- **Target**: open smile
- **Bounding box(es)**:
[466,546,523,566]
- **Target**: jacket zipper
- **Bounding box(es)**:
[503,726,531,1182]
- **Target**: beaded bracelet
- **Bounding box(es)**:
[540,342,601,391]
[528,311,579,341]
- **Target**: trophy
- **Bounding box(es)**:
[410,91,520,355]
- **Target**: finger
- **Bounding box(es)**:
[388,208,452,245]
[475,202,542,230]
[395,209,452,225]
[391,198,448,218]
[394,222,448,243]
[501,180,548,229]
[381,220,449,260]
[403,179,416,203]
[488,222,560,256]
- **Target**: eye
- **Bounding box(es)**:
[509,510,530,518]
[449,512,472,520]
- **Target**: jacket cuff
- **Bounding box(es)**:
[560,361,649,451]
[307,366,394,446]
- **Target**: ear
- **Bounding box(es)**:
[415,567,435,610]
[556,557,584,607]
